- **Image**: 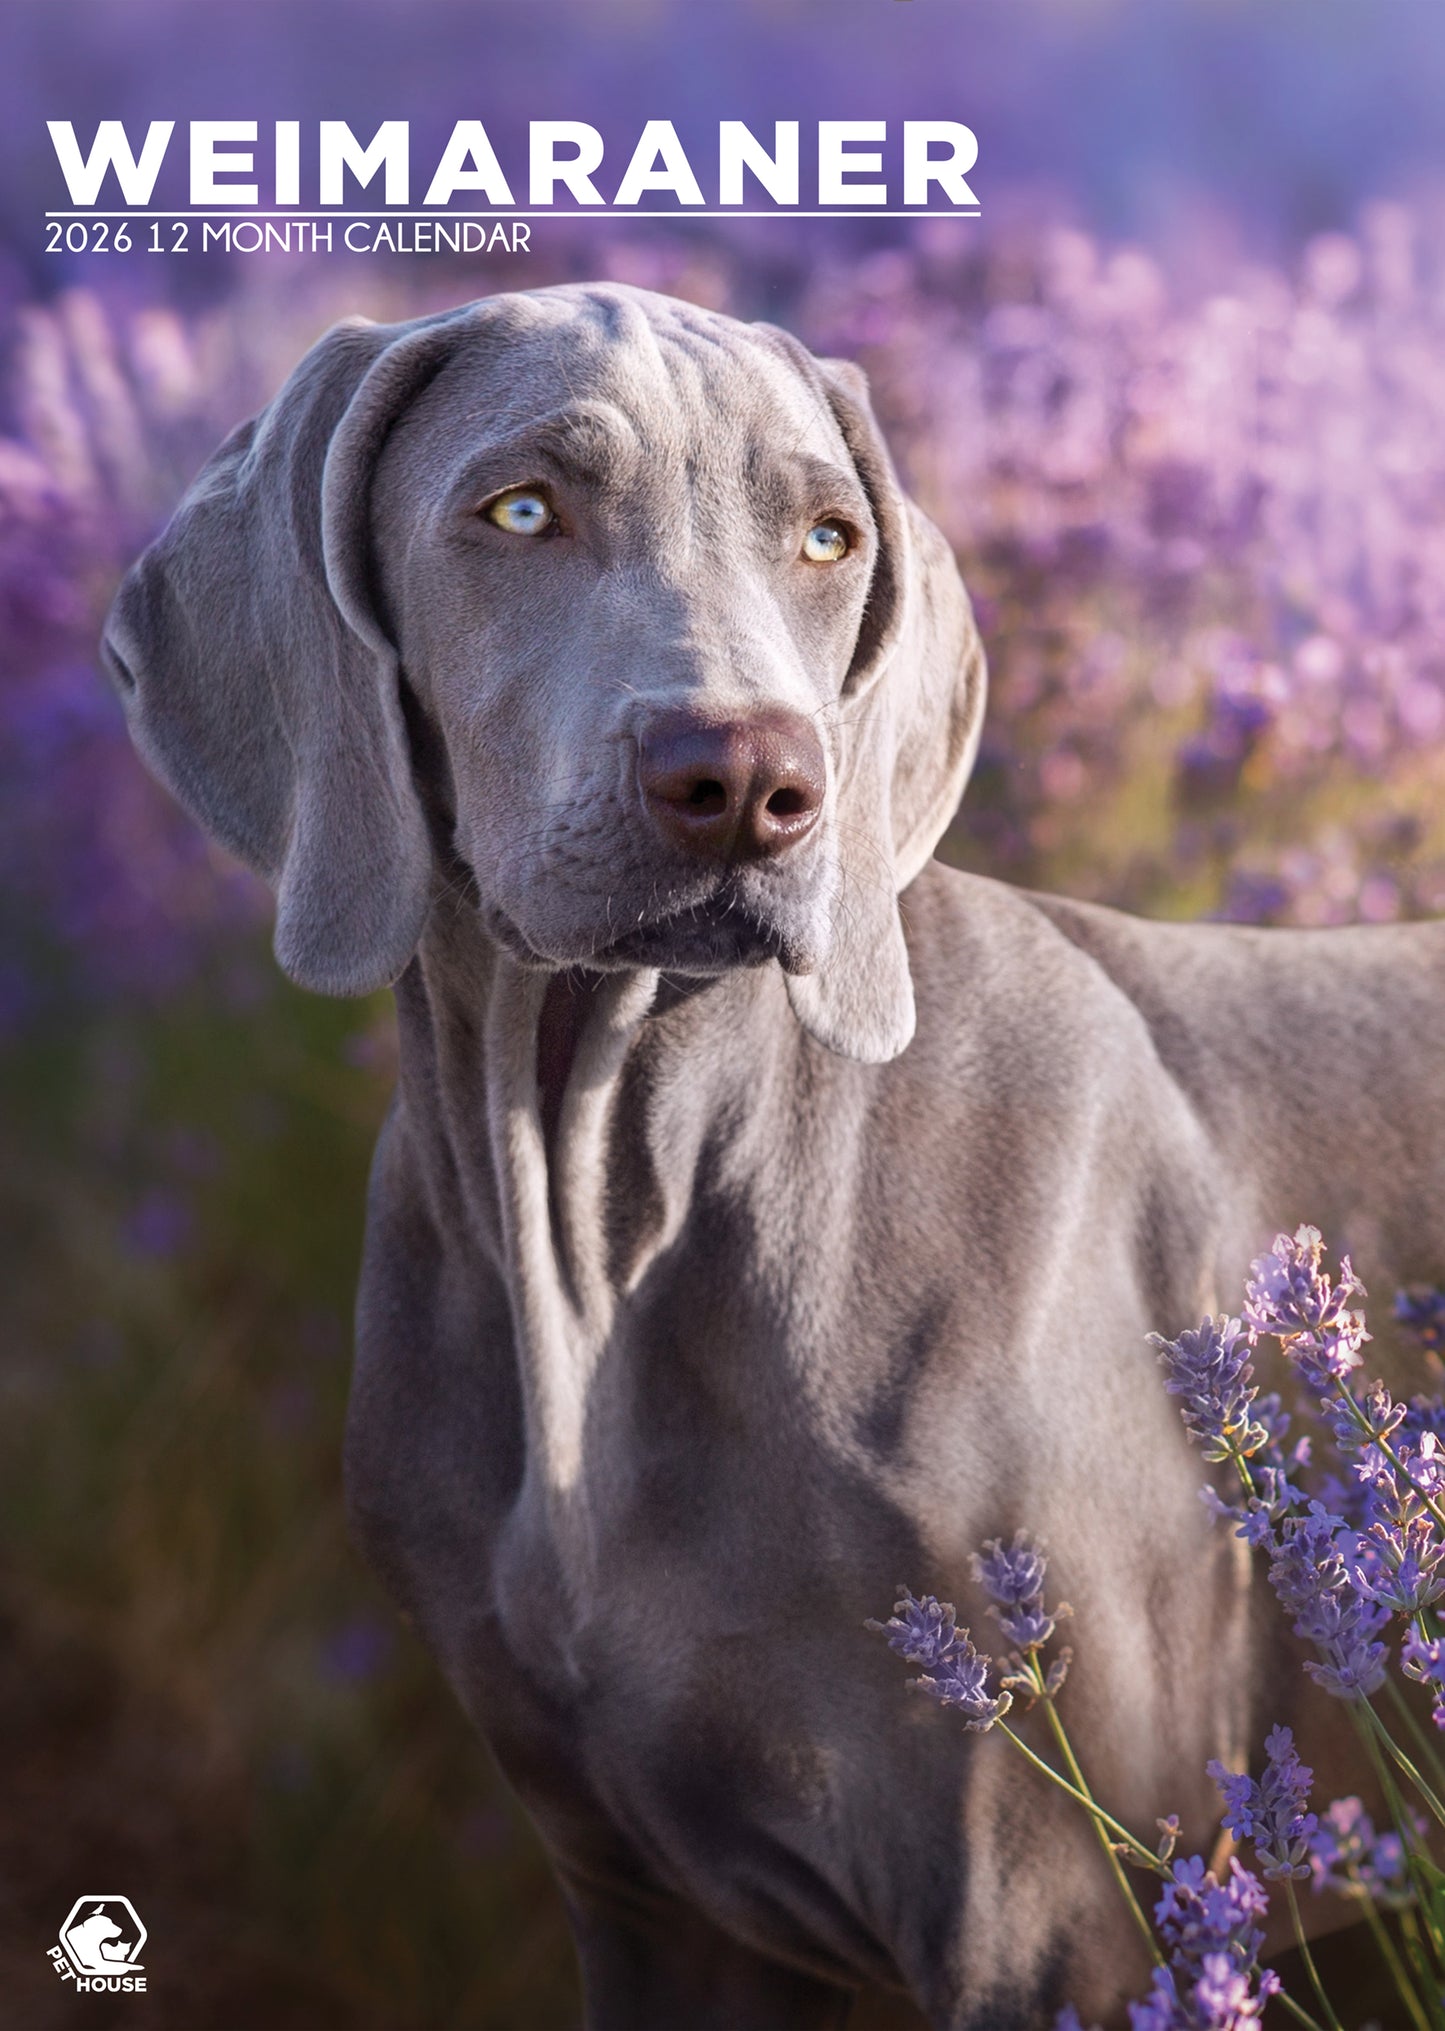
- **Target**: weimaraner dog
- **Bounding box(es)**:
[102,283,1445,2029]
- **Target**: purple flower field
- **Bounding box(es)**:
[6,208,1445,1032]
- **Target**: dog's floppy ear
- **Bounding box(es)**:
[101,311,466,997]
[773,346,987,1063]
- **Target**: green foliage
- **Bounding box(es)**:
[0,950,578,2028]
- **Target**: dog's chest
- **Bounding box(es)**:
[351,1267,950,1976]
[479,1470,962,1989]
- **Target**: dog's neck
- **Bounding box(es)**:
[394,896,770,1508]
[535,970,607,1150]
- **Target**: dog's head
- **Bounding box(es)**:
[102,284,985,1062]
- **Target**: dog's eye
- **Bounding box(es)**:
[801,523,850,563]
[486,488,555,537]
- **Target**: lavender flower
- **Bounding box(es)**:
[993,1600,1061,1650]
[913,1639,1014,1730]
[1266,1508,1390,1698]
[1309,1796,1415,1908]
[1243,1227,1369,1389]
[1127,1970,1184,2031]
[1244,1227,1366,1340]
[1153,1316,1312,1550]
[1128,1953,1280,2030]
[1150,1317,1271,1465]
[1191,1954,1280,2029]
[1306,1795,1370,1891]
[867,1589,1013,1731]
[1319,1381,1406,1501]
[1207,1726,1317,1880]
[1401,1627,1445,1729]
[970,1531,1070,1654]
[1366,1831,1413,1909]
[1346,1515,1445,1618]
[1131,1857,1279,2026]
[1404,1429,1445,1498]
[1153,1855,1270,1975]
[973,1531,1047,1606]
[868,1587,967,1670]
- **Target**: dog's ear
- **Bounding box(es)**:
[101,312,466,998]
[779,350,987,1063]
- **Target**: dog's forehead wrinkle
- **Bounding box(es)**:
[406,376,645,483]
[549,286,837,455]
[512,400,643,465]
[408,315,844,549]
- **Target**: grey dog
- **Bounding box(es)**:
[103,282,1445,2028]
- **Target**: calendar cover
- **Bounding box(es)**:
[5,4,1445,2027]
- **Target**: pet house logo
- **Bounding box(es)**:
[47,1896,148,1992]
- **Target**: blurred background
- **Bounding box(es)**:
[4,1,1445,2024]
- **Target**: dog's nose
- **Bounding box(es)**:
[638,711,826,862]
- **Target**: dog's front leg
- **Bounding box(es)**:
[561,1878,858,2031]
